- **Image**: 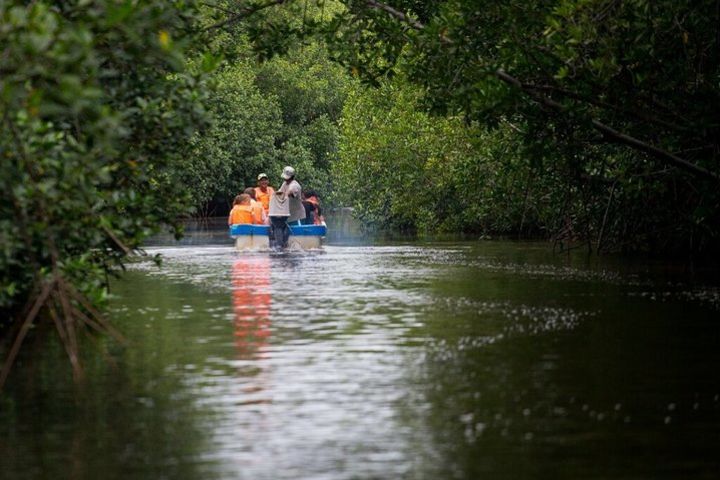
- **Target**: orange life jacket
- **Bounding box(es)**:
[229,204,254,225]
[255,186,275,213]
[250,200,265,224]
[305,196,323,225]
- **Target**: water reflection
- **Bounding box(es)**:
[232,256,271,360]
[230,255,274,408]
[2,242,720,480]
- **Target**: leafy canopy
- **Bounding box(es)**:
[0,0,209,384]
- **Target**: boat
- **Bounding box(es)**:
[229,223,327,250]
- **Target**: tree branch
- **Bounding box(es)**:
[102,225,132,256]
[364,0,425,30]
[523,83,687,132]
[205,0,289,30]
[0,278,56,390]
[201,2,242,16]
[496,69,720,183]
[590,120,719,182]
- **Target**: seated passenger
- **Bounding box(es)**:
[254,173,275,214]
[301,190,325,225]
[228,194,254,225]
[244,187,267,225]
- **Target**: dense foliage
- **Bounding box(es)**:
[335,80,560,238]
[176,2,351,214]
[180,37,350,212]
[336,79,673,252]
[335,81,481,232]
[180,60,281,212]
[220,0,720,254]
[0,0,208,383]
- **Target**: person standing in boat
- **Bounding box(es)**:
[267,166,305,249]
[278,166,306,226]
[254,173,274,215]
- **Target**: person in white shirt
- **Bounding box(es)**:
[277,166,306,226]
[267,166,305,249]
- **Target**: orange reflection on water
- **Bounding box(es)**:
[231,256,271,360]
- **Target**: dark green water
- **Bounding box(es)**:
[2,236,720,479]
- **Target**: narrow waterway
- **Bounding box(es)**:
[2,225,720,479]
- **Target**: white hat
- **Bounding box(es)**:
[257,172,268,180]
[281,166,295,180]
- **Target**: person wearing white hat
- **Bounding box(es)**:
[278,166,305,225]
[267,166,305,249]
[254,173,274,214]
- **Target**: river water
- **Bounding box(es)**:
[2,223,720,479]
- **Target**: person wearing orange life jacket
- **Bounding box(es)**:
[244,187,267,225]
[228,194,254,225]
[254,173,275,214]
[301,190,325,225]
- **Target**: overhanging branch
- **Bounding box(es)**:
[496,69,720,183]
[523,82,687,132]
[205,0,289,30]
[364,0,425,30]
[590,120,719,182]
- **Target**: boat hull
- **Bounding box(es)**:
[229,224,327,251]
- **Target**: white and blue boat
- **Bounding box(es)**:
[229,224,327,250]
